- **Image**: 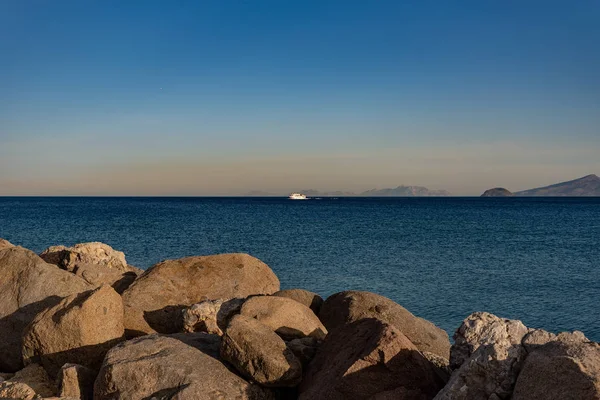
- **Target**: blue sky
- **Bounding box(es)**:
[1,0,599,195]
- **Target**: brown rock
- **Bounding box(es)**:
[0,238,14,250]
[434,312,531,400]
[240,296,327,340]
[221,315,303,387]
[182,298,244,335]
[522,328,588,353]
[299,318,445,400]
[0,246,92,372]
[0,381,38,399]
[513,336,600,400]
[0,363,57,399]
[22,285,124,377]
[320,291,450,359]
[94,332,274,400]
[40,242,141,294]
[58,364,96,400]
[273,289,324,314]
[121,253,280,336]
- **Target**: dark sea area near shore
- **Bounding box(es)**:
[1,196,599,341]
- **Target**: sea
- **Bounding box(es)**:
[1,196,599,341]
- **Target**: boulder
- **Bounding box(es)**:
[39,242,128,272]
[0,363,57,399]
[0,246,92,372]
[434,312,530,400]
[286,337,321,368]
[40,242,141,294]
[240,296,327,340]
[450,311,530,369]
[522,328,588,352]
[0,238,14,250]
[513,335,600,400]
[22,285,124,377]
[273,289,324,314]
[94,333,274,400]
[299,318,445,400]
[221,315,303,387]
[121,253,280,336]
[57,364,97,400]
[182,298,245,335]
[320,291,450,359]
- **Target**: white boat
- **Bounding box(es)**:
[288,193,309,200]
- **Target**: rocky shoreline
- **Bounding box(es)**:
[0,239,598,399]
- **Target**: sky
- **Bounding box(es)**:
[1,0,599,195]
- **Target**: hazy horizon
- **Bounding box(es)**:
[2,1,599,196]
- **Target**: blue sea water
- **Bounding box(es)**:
[1,197,599,341]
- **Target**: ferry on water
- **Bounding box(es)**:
[288,193,309,200]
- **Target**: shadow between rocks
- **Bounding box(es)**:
[0,296,63,373]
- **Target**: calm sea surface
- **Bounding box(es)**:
[1,197,599,341]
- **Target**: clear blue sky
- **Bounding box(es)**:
[2,0,599,195]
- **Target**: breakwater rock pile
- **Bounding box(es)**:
[0,239,598,399]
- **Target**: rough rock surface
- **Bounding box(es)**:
[94,332,274,400]
[121,253,280,336]
[40,242,141,294]
[450,312,530,369]
[240,296,327,340]
[299,318,445,400]
[522,329,588,352]
[0,246,92,372]
[513,334,600,400]
[320,291,450,359]
[39,242,128,272]
[22,285,124,377]
[182,298,244,335]
[57,364,96,400]
[273,289,324,314]
[434,312,531,400]
[0,238,14,250]
[0,363,57,399]
[221,315,303,387]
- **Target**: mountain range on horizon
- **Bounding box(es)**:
[481,174,600,197]
[245,174,600,197]
[244,185,450,197]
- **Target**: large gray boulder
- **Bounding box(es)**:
[273,289,324,314]
[182,298,245,336]
[320,291,450,359]
[299,318,445,400]
[434,312,530,400]
[40,242,141,294]
[94,333,274,400]
[221,315,303,387]
[121,253,280,336]
[450,311,530,369]
[240,296,327,340]
[0,246,93,372]
[22,285,125,378]
[513,334,600,400]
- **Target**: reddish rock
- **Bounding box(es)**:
[299,318,445,400]
[320,291,450,359]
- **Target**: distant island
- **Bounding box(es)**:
[245,185,451,197]
[481,174,600,197]
[481,188,514,197]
